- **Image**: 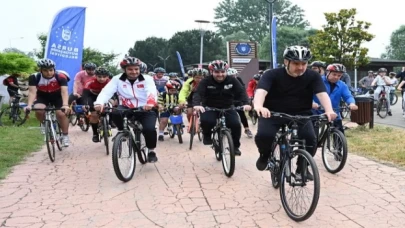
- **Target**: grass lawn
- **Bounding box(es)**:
[0,110,43,179]
[346,125,405,167]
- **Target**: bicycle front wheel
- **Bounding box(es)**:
[112,132,136,182]
[189,116,196,150]
[322,129,348,174]
[391,93,398,105]
[280,149,320,222]
[45,121,56,162]
[103,118,110,155]
[134,130,147,164]
[176,124,183,144]
[377,98,388,118]
[220,130,235,177]
[54,121,63,151]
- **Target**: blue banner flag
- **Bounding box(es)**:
[44,7,86,93]
[176,51,186,78]
[271,16,277,69]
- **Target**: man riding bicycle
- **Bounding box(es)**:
[371,68,392,116]
[25,59,71,147]
[157,80,181,141]
[153,67,169,93]
[94,56,159,163]
[69,62,97,105]
[81,67,111,142]
[193,60,251,156]
[253,46,336,178]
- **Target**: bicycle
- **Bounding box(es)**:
[375,86,389,118]
[28,106,64,162]
[267,112,323,221]
[72,105,90,131]
[248,99,258,125]
[205,106,243,177]
[389,90,398,105]
[165,106,184,144]
[97,105,113,156]
[111,107,151,182]
[0,94,28,127]
[189,109,202,150]
[68,102,78,126]
[339,99,350,119]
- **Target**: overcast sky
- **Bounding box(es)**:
[1,0,403,59]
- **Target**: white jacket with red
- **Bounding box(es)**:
[94,73,157,107]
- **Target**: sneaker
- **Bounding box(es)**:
[245,129,253,138]
[62,135,70,147]
[388,111,392,116]
[234,148,242,156]
[92,135,100,143]
[148,151,158,163]
[203,136,213,145]
[256,155,268,171]
[158,135,164,141]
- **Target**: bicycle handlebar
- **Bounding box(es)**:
[271,112,328,121]
[204,106,244,112]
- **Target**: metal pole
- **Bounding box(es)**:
[269,2,273,69]
[200,30,205,66]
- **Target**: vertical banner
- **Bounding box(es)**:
[176,51,186,78]
[45,6,86,93]
[271,16,277,69]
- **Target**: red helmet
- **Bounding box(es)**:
[165,80,180,90]
[326,63,346,73]
[208,60,229,71]
[120,56,142,69]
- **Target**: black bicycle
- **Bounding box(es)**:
[0,94,28,126]
[205,106,243,177]
[111,107,150,182]
[248,99,258,125]
[97,106,113,156]
[267,112,323,221]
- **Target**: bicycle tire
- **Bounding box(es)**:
[213,131,221,161]
[251,111,258,125]
[391,93,398,105]
[220,130,235,177]
[377,98,388,118]
[103,117,110,155]
[168,123,175,138]
[15,107,27,126]
[189,116,196,150]
[280,149,320,221]
[0,107,11,126]
[80,115,90,132]
[322,129,348,174]
[45,121,56,162]
[176,124,183,144]
[135,130,147,164]
[112,132,136,182]
[270,140,281,189]
[54,121,63,151]
[69,114,78,126]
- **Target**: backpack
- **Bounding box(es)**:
[2,76,12,86]
[34,71,70,85]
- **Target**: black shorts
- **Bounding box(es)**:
[82,94,98,111]
[34,95,63,109]
[68,93,84,105]
[7,89,18,97]
[186,93,194,108]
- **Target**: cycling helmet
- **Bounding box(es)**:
[227,68,238,76]
[84,62,97,70]
[253,74,261,80]
[187,70,193,75]
[168,72,178,77]
[258,70,264,74]
[208,60,229,71]
[165,80,181,90]
[140,62,147,73]
[95,67,110,76]
[283,46,312,62]
[37,59,56,69]
[378,68,387,72]
[120,56,142,69]
[192,68,208,77]
[154,67,166,73]
[311,61,326,68]
[326,64,346,73]
[389,72,396,76]
[148,72,156,76]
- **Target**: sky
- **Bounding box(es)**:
[0,0,403,60]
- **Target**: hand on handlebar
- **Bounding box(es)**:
[194,106,205,113]
[254,106,270,118]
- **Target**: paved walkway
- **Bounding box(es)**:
[1,124,405,228]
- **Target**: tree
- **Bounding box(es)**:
[308,8,374,68]
[128,37,169,71]
[214,0,309,42]
[0,52,37,76]
[2,48,26,55]
[223,31,251,42]
[33,33,47,59]
[167,30,225,71]
[259,26,317,65]
[383,25,405,60]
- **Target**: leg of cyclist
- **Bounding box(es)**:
[53,99,70,147]
[374,86,382,106]
[200,110,218,145]
[236,109,252,138]
[89,110,100,142]
[225,110,243,156]
[158,111,170,141]
[138,111,158,162]
[295,119,317,180]
[386,86,392,116]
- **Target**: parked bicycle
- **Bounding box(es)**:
[0,94,28,126]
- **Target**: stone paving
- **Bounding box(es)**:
[1,124,405,228]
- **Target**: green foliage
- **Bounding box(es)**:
[308,8,374,68]
[0,52,37,76]
[214,0,309,42]
[383,25,405,60]
[128,37,169,71]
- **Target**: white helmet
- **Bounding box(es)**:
[227,68,238,76]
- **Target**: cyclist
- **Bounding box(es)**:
[227,68,253,138]
[168,72,183,88]
[25,59,71,147]
[154,67,169,93]
[94,56,159,163]
[247,74,261,99]
[193,60,251,156]
[179,68,207,123]
[69,62,97,105]
[310,61,326,76]
[371,67,392,116]
[389,72,398,104]
[253,46,336,178]
[3,73,26,104]
[312,64,358,134]
[81,67,111,142]
[157,80,181,141]
[359,70,375,94]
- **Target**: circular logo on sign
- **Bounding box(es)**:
[235,43,252,56]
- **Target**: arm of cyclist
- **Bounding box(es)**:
[25,74,38,111]
[341,84,358,110]
[232,77,251,111]
[192,78,207,113]
[157,92,165,111]
[144,76,158,110]
[246,80,255,98]
[73,71,82,97]
[178,78,191,105]
[253,71,273,118]
[94,77,118,111]
[397,81,405,90]
[370,76,379,87]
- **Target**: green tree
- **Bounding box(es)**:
[259,26,317,65]
[33,33,47,59]
[167,30,225,71]
[128,37,169,71]
[0,52,37,76]
[308,8,374,68]
[383,25,405,60]
[2,48,26,55]
[223,31,251,42]
[214,0,309,42]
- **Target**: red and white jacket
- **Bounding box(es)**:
[94,73,157,108]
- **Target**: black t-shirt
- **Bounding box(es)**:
[397,71,405,88]
[6,76,19,91]
[257,68,326,115]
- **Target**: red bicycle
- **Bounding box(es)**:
[188,110,202,150]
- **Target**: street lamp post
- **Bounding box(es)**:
[264,0,276,69]
[9,37,24,48]
[158,55,170,70]
[195,20,210,68]
[354,52,360,90]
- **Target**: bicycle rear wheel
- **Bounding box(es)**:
[280,149,320,221]
[220,130,235,177]
[377,98,388,118]
[189,116,196,150]
[135,130,147,164]
[391,93,398,105]
[45,121,56,162]
[112,132,136,182]
[54,121,63,151]
[176,124,183,144]
[322,129,348,174]
[103,117,110,155]
[80,115,90,131]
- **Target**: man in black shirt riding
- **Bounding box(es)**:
[253,45,337,178]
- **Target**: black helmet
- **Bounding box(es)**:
[84,62,97,70]
[378,68,387,72]
[95,67,110,76]
[283,46,312,62]
[253,74,261,80]
[311,61,326,68]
